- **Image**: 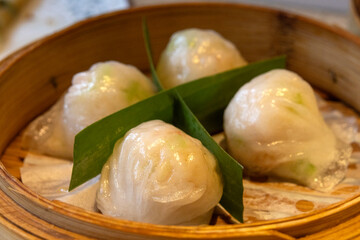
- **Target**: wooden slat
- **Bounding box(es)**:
[300,214,360,239]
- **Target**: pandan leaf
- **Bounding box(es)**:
[172,90,244,222]
[69,91,174,190]
[69,20,286,222]
[142,18,164,91]
[69,56,285,192]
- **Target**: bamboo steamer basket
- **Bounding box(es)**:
[0,3,360,240]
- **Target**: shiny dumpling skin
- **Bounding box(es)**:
[96,120,223,225]
[157,28,247,89]
[22,61,155,159]
[224,69,351,191]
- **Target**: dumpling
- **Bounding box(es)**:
[96,120,223,225]
[23,61,155,159]
[224,69,351,191]
[157,28,247,89]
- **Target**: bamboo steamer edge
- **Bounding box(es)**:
[0,3,360,240]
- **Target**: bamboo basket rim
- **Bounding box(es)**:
[1,2,360,77]
[1,2,360,238]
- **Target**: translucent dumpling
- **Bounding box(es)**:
[157,28,247,89]
[224,69,351,191]
[96,120,223,225]
[23,61,155,159]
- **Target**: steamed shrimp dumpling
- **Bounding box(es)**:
[63,61,154,140]
[23,61,155,159]
[224,69,351,191]
[96,120,223,225]
[157,28,247,88]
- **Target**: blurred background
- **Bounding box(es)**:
[0,0,358,60]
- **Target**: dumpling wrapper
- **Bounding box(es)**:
[224,69,352,191]
[22,61,155,159]
[20,153,99,212]
[157,28,247,89]
[96,120,223,225]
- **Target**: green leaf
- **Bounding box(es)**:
[172,91,244,222]
[69,56,285,224]
[69,19,285,221]
[142,18,164,91]
[69,57,285,190]
[177,56,286,134]
[142,19,284,134]
[69,91,174,190]
[71,19,286,222]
